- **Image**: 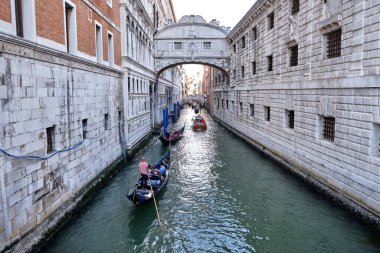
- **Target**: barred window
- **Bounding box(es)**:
[289,44,298,67]
[82,119,88,139]
[203,42,211,50]
[327,28,342,59]
[291,0,300,15]
[286,110,295,129]
[252,27,257,41]
[252,61,256,75]
[241,36,246,48]
[267,55,273,72]
[323,117,335,142]
[250,104,255,117]
[268,12,274,30]
[241,66,245,78]
[264,106,270,121]
[46,126,55,154]
[174,42,182,50]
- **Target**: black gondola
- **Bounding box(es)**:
[159,124,185,146]
[127,151,170,205]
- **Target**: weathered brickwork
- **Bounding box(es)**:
[0,0,12,23]
[211,0,380,217]
[0,35,123,251]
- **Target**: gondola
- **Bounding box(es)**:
[159,124,185,146]
[127,151,170,205]
[192,115,207,131]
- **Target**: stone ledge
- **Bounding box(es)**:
[212,114,380,229]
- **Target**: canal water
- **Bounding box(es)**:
[42,108,380,253]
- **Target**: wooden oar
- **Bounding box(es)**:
[147,172,164,230]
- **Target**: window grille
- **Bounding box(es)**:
[288,110,295,129]
[268,12,274,30]
[290,44,298,67]
[265,106,270,121]
[252,27,257,40]
[46,126,55,154]
[82,119,88,139]
[292,0,300,15]
[323,117,335,141]
[267,55,273,72]
[252,61,256,75]
[174,42,182,50]
[250,104,255,117]
[203,42,211,50]
[327,28,342,59]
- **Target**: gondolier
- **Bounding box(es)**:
[138,157,149,189]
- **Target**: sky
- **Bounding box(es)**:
[172,0,257,75]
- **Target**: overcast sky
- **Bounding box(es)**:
[172,0,257,75]
[172,0,256,29]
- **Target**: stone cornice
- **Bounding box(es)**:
[0,33,122,76]
[229,0,275,41]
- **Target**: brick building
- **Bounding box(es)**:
[0,0,180,251]
[211,0,380,218]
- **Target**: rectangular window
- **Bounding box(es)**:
[323,117,335,142]
[289,44,298,67]
[291,0,300,15]
[233,44,236,53]
[250,104,255,117]
[222,99,224,108]
[174,42,182,50]
[227,100,229,110]
[268,12,275,30]
[222,75,225,82]
[241,36,246,48]
[233,69,236,78]
[371,124,380,157]
[267,55,273,72]
[65,3,74,53]
[104,114,110,130]
[203,42,211,50]
[108,33,114,66]
[240,102,243,114]
[252,27,257,41]
[128,77,130,92]
[95,24,102,63]
[217,99,220,109]
[46,126,55,154]
[264,106,270,121]
[327,28,342,59]
[285,110,295,129]
[15,0,23,37]
[82,119,88,139]
[241,66,245,78]
[252,61,256,75]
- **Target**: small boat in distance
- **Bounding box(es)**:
[159,124,185,146]
[127,151,170,205]
[192,115,207,131]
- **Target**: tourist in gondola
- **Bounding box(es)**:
[159,162,166,180]
[138,157,149,189]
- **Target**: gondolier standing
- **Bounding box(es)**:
[139,157,149,189]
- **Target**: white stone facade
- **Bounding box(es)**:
[0,34,123,250]
[211,0,380,216]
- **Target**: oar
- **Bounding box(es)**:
[147,172,164,230]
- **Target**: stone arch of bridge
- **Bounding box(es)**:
[154,15,231,77]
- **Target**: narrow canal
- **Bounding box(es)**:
[42,108,380,253]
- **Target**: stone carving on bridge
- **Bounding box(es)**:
[154,15,231,76]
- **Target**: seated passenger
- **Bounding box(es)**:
[159,162,166,180]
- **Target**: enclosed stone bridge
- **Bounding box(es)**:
[154,15,231,76]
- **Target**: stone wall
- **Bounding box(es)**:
[212,0,380,217]
[0,34,123,251]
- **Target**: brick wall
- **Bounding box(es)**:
[0,0,11,23]
[212,0,380,216]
